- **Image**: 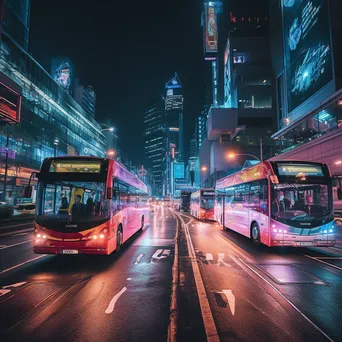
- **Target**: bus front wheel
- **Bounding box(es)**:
[251,223,260,246]
[116,226,123,253]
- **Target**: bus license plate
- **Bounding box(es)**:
[62,250,78,254]
[298,242,313,247]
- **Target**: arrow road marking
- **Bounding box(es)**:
[152,249,171,262]
[3,282,27,289]
[105,287,127,314]
[222,290,235,316]
[0,289,11,297]
[205,253,214,264]
[134,253,144,264]
[217,253,230,267]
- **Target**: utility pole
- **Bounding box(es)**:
[260,139,263,162]
[2,124,9,201]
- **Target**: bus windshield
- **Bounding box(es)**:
[271,182,333,228]
[36,180,109,231]
[201,195,215,210]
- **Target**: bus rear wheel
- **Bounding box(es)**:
[116,226,123,253]
[251,223,260,246]
[140,215,144,231]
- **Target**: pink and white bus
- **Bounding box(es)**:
[30,157,149,255]
[215,161,336,247]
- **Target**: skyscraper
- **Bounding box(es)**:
[144,96,165,197]
[163,73,184,196]
[74,83,96,118]
[1,0,31,51]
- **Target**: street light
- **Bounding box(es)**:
[53,139,59,157]
[201,166,208,172]
[101,127,114,132]
[107,150,116,158]
[227,153,260,161]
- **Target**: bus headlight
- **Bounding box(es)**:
[273,229,277,233]
[100,234,105,239]
[37,234,41,238]
[329,229,333,233]
[93,235,97,240]
[43,235,46,239]
[324,230,327,234]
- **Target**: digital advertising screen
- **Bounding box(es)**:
[283,0,333,112]
[173,163,185,180]
[51,58,73,91]
[204,3,218,57]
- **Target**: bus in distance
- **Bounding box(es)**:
[30,157,149,255]
[190,189,215,220]
[215,161,335,247]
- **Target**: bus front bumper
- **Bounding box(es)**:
[33,239,110,255]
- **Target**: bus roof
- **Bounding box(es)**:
[39,156,149,195]
[112,160,149,194]
[215,160,329,190]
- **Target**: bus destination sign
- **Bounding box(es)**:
[49,160,101,173]
[277,164,324,177]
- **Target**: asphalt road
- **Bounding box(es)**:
[0,206,176,342]
[179,213,342,342]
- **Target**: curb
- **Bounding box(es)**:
[167,211,180,342]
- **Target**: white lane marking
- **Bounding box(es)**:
[127,278,131,281]
[0,245,7,248]
[12,233,29,236]
[206,253,214,262]
[0,255,47,275]
[134,253,144,264]
[218,253,230,267]
[0,239,33,250]
[105,287,127,314]
[3,282,27,289]
[0,222,33,229]
[0,289,11,297]
[222,290,235,315]
[186,219,193,226]
[173,211,219,341]
[235,255,334,342]
[329,246,342,252]
[304,254,342,272]
[314,257,342,260]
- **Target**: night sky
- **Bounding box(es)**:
[29,0,210,165]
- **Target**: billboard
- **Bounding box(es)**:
[283,0,333,112]
[173,162,184,180]
[204,2,218,59]
[51,58,73,91]
[0,81,21,124]
[223,39,232,107]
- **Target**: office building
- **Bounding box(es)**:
[162,73,184,196]
[0,1,107,202]
[144,96,165,197]
[74,83,96,118]
[269,0,342,178]
[1,0,31,50]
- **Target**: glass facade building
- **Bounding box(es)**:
[0,34,106,200]
[144,96,165,197]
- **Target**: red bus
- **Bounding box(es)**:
[31,157,149,255]
[190,189,215,220]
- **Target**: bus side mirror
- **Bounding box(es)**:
[106,187,113,199]
[24,185,33,198]
[338,188,342,200]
